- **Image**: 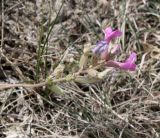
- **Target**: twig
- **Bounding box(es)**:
[0,60,109,91]
[0,81,47,90]
[0,74,75,90]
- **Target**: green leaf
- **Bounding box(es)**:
[48,84,64,95]
[47,78,64,94]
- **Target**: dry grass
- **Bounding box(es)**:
[0,0,160,138]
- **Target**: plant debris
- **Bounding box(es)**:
[0,0,160,137]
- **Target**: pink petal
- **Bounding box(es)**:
[106,52,137,71]
[126,52,137,63]
[103,27,113,36]
[104,27,122,44]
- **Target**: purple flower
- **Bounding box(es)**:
[92,40,108,56]
[106,52,137,71]
[104,27,122,44]
[92,27,137,71]
[92,27,122,60]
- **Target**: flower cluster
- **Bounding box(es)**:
[92,27,137,71]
